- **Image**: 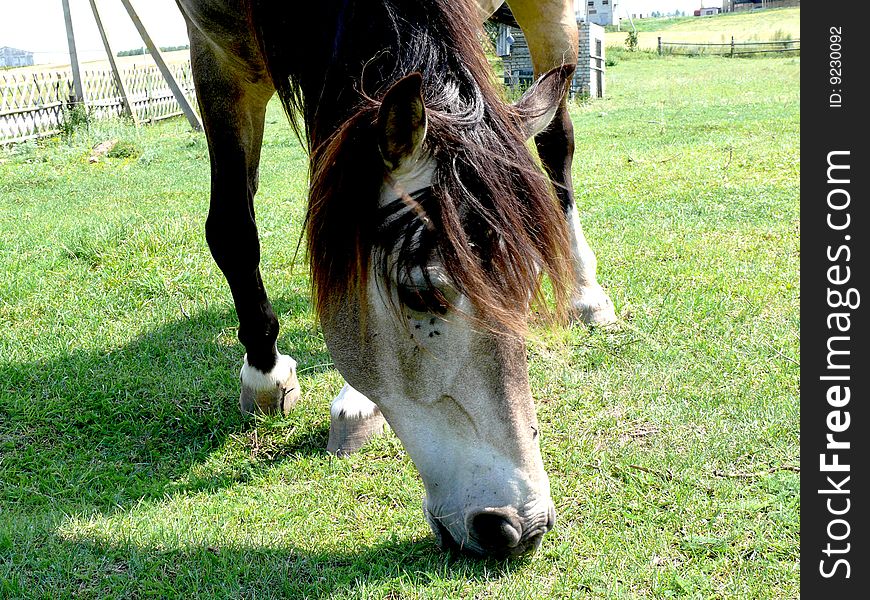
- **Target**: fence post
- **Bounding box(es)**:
[118,0,202,131]
[89,0,140,125]
[144,69,153,122]
[658,36,662,55]
[731,36,735,57]
[61,0,85,104]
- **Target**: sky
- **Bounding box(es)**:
[1,0,723,66]
[0,0,189,65]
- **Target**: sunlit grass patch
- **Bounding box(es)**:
[0,54,798,598]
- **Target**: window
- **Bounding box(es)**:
[588,1,594,6]
[603,0,609,4]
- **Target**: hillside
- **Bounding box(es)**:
[2,49,191,76]
[606,6,800,50]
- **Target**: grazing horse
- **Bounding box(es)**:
[176,0,614,558]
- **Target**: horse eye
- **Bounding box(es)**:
[397,283,449,315]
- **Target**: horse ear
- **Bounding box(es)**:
[513,64,576,139]
[377,72,427,170]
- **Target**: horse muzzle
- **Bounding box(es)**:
[424,499,556,559]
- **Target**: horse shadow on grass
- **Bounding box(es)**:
[1,296,519,595]
[5,529,521,598]
[1,294,334,511]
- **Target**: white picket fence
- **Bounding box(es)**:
[0,61,197,144]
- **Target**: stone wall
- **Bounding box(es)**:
[576,22,605,98]
[500,22,605,98]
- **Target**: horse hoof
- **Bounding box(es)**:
[327,409,387,456]
[571,286,617,327]
[239,377,300,416]
[239,355,300,417]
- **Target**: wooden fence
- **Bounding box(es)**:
[0,62,197,145]
[657,37,800,56]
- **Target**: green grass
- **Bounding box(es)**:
[610,7,800,34]
[0,54,799,598]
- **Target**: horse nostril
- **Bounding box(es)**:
[469,512,522,550]
[523,530,545,554]
[546,504,556,531]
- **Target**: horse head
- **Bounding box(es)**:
[315,65,575,558]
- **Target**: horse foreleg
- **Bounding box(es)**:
[190,32,300,415]
[507,0,616,325]
[537,103,616,325]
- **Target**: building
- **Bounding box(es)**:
[576,1,650,27]
[584,0,619,27]
[500,22,606,98]
[0,46,34,68]
[575,23,606,98]
[695,7,722,15]
[723,0,800,11]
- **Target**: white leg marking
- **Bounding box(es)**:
[330,383,379,420]
[240,353,297,391]
[567,204,599,289]
[567,204,617,324]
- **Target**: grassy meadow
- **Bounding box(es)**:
[0,49,799,598]
[605,7,800,50]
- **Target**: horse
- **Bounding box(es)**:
[175,0,615,558]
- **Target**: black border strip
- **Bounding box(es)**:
[801,15,869,597]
